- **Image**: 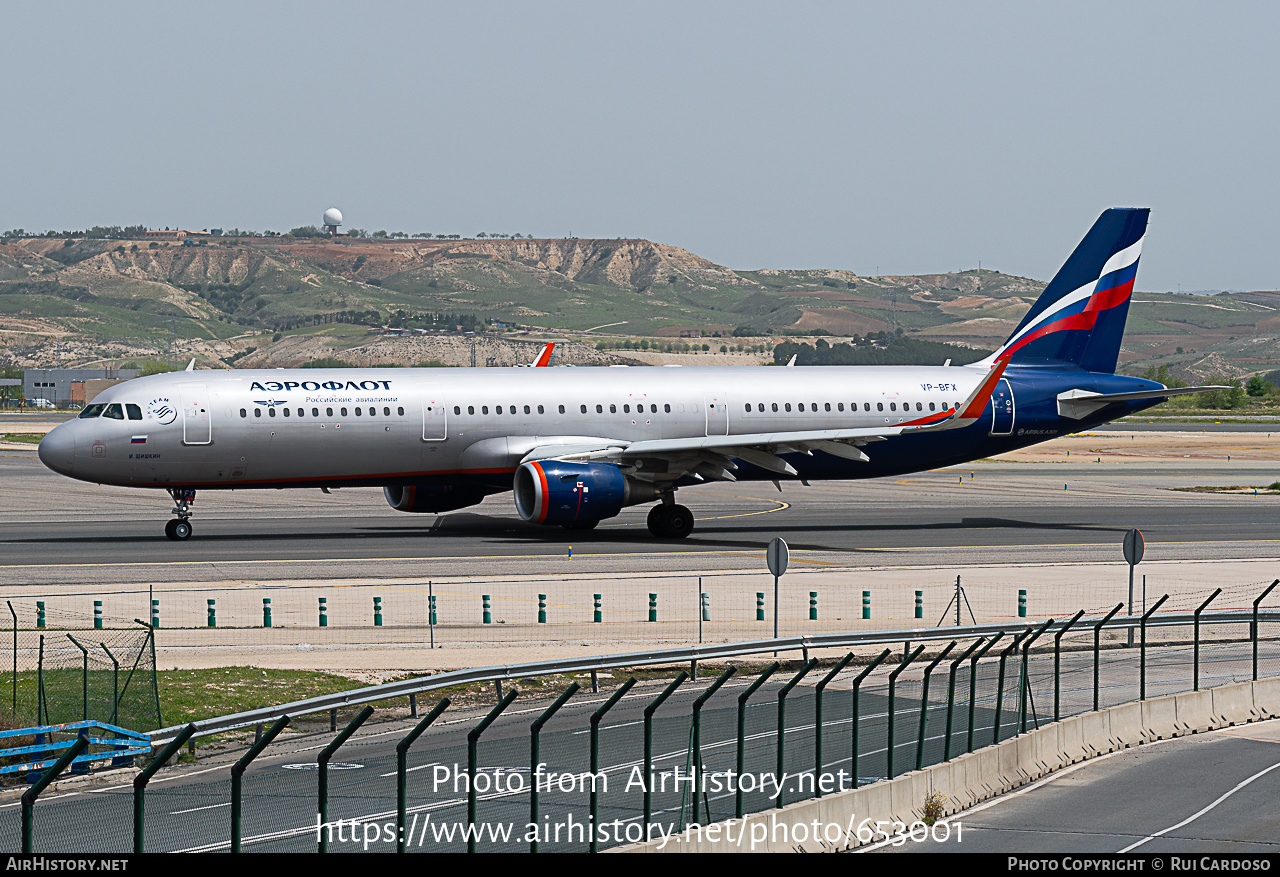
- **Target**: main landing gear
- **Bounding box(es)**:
[165,488,196,541]
[647,502,694,539]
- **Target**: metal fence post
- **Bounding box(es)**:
[1194,589,1222,691]
[66,635,88,721]
[318,705,375,852]
[262,597,271,628]
[851,649,890,788]
[1018,619,1053,735]
[590,677,636,852]
[775,659,816,808]
[468,688,518,853]
[944,638,984,762]
[735,662,779,817]
[814,653,854,798]
[1253,580,1278,681]
[1140,595,1169,700]
[648,593,657,622]
[916,642,957,771]
[992,629,1029,745]
[373,596,383,627]
[396,697,450,853]
[1054,610,1085,722]
[538,594,546,624]
[967,633,1003,754]
[643,672,688,829]
[1093,604,1124,711]
[100,644,119,725]
[691,667,735,826]
[529,683,578,853]
[207,598,216,628]
[22,731,90,853]
[231,715,290,853]
[757,592,765,622]
[94,600,103,630]
[134,724,196,853]
[886,645,924,780]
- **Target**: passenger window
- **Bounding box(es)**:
[929,402,936,411]
[890,403,896,411]
[454,406,461,415]
[468,406,475,415]
[269,408,277,418]
[624,404,630,413]
[313,408,320,417]
[580,405,587,414]
[537,405,544,414]
[916,402,923,411]
[784,403,792,412]
[877,403,883,412]
[524,405,531,414]
[650,404,657,413]
[811,402,818,410]
[609,404,616,414]
[78,404,106,419]
[255,408,262,418]
[327,407,333,417]
[664,404,671,413]
[283,408,291,417]
[864,403,871,411]
[824,403,831,412]
[103,404,124,420]
[495,406,501,415]
[240,408,247,418]
[482,406,489,415]
[798,403,805,412]
[772,403,778,412]
[126,404,143,420]
[838,403,844,412]
[398,407,404,416]
[341,408,348,417]
[744,404,751,412]
[559,405,565,414]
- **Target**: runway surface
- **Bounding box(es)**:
[2,431,1278,586]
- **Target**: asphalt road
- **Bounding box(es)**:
[871,717,1280,855]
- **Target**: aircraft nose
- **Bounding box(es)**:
[38,422,76,475]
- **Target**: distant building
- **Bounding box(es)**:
[24,368,140,408]
[145,230,211,241]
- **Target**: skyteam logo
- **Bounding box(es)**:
[146,397,177,425]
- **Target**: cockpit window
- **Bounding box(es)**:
[78,404,106,419]
[103,403,125,420]
[126,404,143,420]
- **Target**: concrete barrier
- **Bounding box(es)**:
[1173,690,1213,735]
[1141,694,1179,741]
[1211,681,1258,727]
[613,679,1274,853]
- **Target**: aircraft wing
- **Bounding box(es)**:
[520,357,1011,481]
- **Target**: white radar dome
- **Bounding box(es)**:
[323,208,343,227]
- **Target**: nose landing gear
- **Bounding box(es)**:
[165,488,196,541]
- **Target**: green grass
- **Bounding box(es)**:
[158,667,371,725]
[2,434,42,444]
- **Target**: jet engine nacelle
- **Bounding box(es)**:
[383,484,489,514]
[513,460,657,525]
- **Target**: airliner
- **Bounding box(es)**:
[38,209,1214,540]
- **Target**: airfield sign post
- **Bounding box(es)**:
[1123,528,1145,647]
[767,538,789,645]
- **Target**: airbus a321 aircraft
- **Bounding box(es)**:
[39,208,1215,541]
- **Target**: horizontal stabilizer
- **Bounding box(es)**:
[1056,386,1228,420]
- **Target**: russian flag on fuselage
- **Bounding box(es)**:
[993,208,1148,375]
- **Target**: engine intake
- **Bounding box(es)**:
[513,461,656,525]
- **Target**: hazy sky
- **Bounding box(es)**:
[5,2,1278,291]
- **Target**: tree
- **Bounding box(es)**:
[1246,373,1272,397]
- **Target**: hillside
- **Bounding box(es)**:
[1,234,1277,380]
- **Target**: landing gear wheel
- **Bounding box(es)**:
[164,519,178,540]
[664,504,694,539]
[647,505,666,537]
[171,520,192,541]
[647,504,694,539]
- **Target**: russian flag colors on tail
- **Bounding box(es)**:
[988,208,1148,375]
